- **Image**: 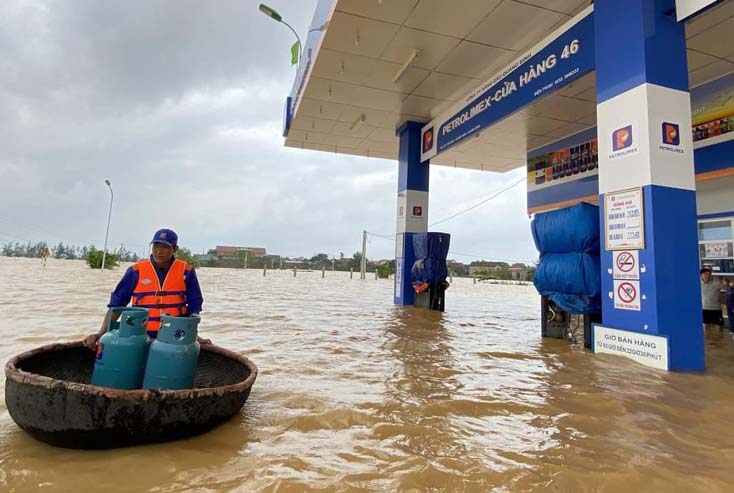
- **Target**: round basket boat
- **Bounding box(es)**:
[4,341,258,449]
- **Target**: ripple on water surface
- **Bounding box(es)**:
[1,257,734,492]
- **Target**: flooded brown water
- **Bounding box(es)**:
[2,256,734,492]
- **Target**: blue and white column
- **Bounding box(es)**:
[593,0,704,370]
[394,121,430,305]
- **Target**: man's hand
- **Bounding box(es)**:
[82,333,100,351]
[197,336,212,345]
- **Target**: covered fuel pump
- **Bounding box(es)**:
[531,203,601,347]
[411,232,450,311]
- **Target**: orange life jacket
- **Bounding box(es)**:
[131,258,190,335]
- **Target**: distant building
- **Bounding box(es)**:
[447,260,468,276]
[467,261,509,275]
[509,263,528,281]
[196,245,269,268]
[213,246,267,257]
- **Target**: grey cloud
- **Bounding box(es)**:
[0,0,538,265]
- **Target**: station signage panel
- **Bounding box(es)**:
[593,325,669,371]
[604,188,645,251]
[613,280,641,311]
[420,6,595,162]
[612,250,639,280]
[691,73,734,148]
[527,135,598,192]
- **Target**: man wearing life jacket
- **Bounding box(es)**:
[83,228,207,349]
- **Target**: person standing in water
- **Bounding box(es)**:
[41,246,50,268]
[701,267,724,331]
[725,278,734,338]
[83,228,209,349]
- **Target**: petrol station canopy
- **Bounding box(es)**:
[283,0,734,172]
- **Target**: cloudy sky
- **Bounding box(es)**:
[0,0,537,264]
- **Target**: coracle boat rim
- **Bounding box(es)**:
[5,340,258,401]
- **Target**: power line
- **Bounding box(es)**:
[366,231,395,241]
[429,176,525,227]
[449,250,537,264]
[364,232,536,264]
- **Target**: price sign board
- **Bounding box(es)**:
[605,188,645,250]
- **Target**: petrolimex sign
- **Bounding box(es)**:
[420,5,595,162]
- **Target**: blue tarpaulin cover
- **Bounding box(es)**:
[532,203,601,314]
[531,202,599,253]
[411,232,450,287]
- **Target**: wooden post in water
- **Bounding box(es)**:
[350,268,353,279]
[322,266,325,278]
[375,270,378,280]
[293,267,297,277]
[449,271,453,283]
[360,230,367,279]
[263,265,267,277]
[473,276,476,284]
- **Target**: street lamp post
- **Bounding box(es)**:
[101,179,113,270]
[258,3,302,66]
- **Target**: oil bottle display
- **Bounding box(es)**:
[142,315,201,390]
[91,307,151,390]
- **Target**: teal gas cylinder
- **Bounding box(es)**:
[91,307,151,390]
[142,315,200,390]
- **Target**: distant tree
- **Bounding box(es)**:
[27,241,47,258]
[2,243,13,256]
[13,242,24,256]
[117,244,132,262]
[375,262,394,279]
[85,246,118,269]
[53,242,66,259]
[351,251,363,271]
[176,247,200,268]
[309,253,329,264]
[65,246,79,260]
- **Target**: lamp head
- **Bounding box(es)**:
[259,4,282,22]
[104,179,111,186]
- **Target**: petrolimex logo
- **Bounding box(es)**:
[660,121,684,154]
[613,126,632,151]
[422,127,434,154]
[609,125,638,159]
[663,122,679,145]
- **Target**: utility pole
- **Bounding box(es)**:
[100,179,113,270]
[360,230,367,279]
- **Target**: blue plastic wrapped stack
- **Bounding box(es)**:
[411,232,450,292]
[531,202,601,314]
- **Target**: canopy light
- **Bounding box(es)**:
[350,113,367,131]
[392,49,421,83]
[258,4,282,22]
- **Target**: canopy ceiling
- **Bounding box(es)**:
[284,0,734,172]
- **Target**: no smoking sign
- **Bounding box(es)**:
[613,250,639,280]
[613,279,641,311]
